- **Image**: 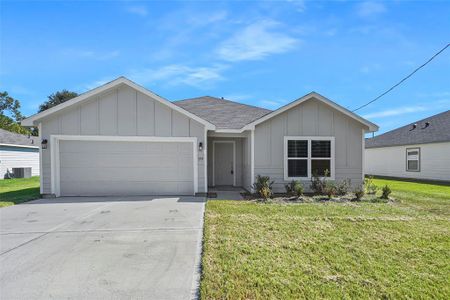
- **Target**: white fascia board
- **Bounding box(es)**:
[242,92,379,132]
[21,77,216,130]
[0,143,39,149]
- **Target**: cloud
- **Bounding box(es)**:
[363,105,428,119]
[185,10,228,26]
[222,94,253,102]
[360,63,381,74]
[286,0,306,13]
[126,5,148,17]
[128,64,227,89]
[85,77,116,90]
[63,49,120,60]
[259,99,288,109]
[216,20,299,62]
[356,1,386,18]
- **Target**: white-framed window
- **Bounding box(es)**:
[406,148,420,172]
[284,136,335,180]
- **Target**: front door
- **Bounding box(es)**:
[214,142,234,186]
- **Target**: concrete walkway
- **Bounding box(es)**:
[0,196,205,300]
[208,187,245,200]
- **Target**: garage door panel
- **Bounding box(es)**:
[60,181,193,196]
[60,141,192,155]
[59,140,194,196]
[60,167,191,182]
[60,153,183,168]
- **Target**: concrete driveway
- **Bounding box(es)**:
[0,196,205,300]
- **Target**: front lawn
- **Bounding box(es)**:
[0,176,40,207]
[201,179,450,299]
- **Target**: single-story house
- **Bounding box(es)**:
[365,110,450,182]
[21,77,378,197]
[0,129,40,179]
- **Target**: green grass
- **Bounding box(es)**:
[201,179,450,299]
[0,176,41,207]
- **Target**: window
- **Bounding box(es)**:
[406,148,420,172]
[284,137,334,179]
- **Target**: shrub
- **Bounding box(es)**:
[364,176,378,194]
[285,180,303,198]
[323,181,337,199]
[252,175,274,201]
[353,185,365,201]
[310,169,330,194]
[336,179,351,195]
[381,185,392,199]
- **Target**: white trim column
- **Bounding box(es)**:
[204,128,208,193]
[38,122,43,194]
[250,129,255,192]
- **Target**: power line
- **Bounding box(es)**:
[352,43,450,112]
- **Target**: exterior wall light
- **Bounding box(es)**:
[41,139,48,149]
[199,142,203,151]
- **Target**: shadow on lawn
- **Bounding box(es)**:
[0,187,41,205]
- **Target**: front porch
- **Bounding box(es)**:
[206,132,252,192]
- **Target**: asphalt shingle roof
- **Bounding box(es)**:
[0,129,39,147]
[174,96,271,129]
[365,110,450,148]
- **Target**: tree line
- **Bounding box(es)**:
[0,90,78,135]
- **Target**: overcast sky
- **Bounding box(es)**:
[1,0,449,134]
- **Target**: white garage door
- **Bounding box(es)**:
[58,140,194,196]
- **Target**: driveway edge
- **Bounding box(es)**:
[189,198,206,300]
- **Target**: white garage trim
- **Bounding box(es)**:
[50,135,198,197]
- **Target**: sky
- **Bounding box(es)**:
[1,0,449,135]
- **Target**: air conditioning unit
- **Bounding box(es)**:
[12,168,32,178]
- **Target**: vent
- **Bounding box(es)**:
[409,123,417,131]
[421,122,430,129]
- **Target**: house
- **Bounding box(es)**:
[0,129,40,179]
[365,110,450,182]
[21,77,378,197]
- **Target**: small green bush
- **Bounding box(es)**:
[364,176,378,194]
[353,185,365,201]
[285,180,303,197]
[336,179,351,195]
[323,181,337,199]
[252,175,274,201]
[381,185,392,199]
[310,169,330,194]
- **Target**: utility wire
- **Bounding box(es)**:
[352,43,450,112]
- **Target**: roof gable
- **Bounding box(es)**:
[366,110,450,148]
[243,92,378,132]
[21,77,215,129]
[174,96,271,130]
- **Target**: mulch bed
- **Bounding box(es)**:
[240,192,392,203]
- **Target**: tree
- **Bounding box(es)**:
[0,91,32,135]
[39,90,78,112]
[0,91,23,121]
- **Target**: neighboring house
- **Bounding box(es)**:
[21,77,378,197]
[0,129,40,179]
[365,110,450,182]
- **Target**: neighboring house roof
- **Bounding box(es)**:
[0,129,39,148]
[243,92,379,132]
[174,96,271,130]
[21,77,216,130]
[366,110,450,148]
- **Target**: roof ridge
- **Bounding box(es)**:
[174,96,272,112]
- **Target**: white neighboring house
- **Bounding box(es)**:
[365,110,450,182]
[0,129,40,179]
